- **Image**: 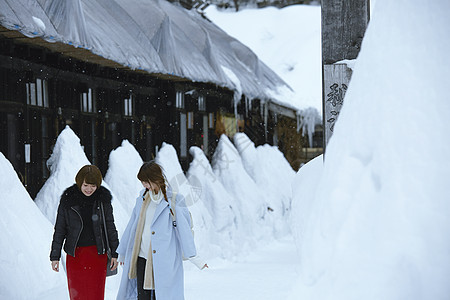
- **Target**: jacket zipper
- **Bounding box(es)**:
[98,205,105,254]
[71,207,83,258]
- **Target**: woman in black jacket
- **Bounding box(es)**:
[50,165,119,300]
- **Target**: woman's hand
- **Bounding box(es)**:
[110,257,119,271]
[51,261,59,272]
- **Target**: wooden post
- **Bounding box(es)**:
[322,0,370,151]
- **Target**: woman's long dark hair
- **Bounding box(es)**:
[137,161,168,202]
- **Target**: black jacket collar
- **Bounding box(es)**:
[60,184,112,208]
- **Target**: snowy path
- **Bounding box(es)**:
[185,236,300,300]
[39,237,300,300]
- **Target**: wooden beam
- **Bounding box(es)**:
[267,102,296,119]
[322,1,370,64]
[321,0,369,151]
[0,54,158,95]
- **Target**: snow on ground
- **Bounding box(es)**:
[205,4,322,115]
[0,153,68,300]
[1,127,297,298]
[104,139,143,216]
[185,236,300,300]
[288,1,450,299]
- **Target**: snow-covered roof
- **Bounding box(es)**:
[0,0,291,103]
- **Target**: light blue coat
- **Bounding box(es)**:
[116,188,197,300]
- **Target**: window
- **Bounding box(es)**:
[208,112,214,128]
[187,112,194,129]
[203,115,208,154]
[176,91,185,109]
[26,83,36,106]
[80,88,95,113]
[26,78,49,107]
[124,94,134,116]
[198,95,206,111]
[36,79,43,106]
[180,113,187,157]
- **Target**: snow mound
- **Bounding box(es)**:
[233,133,295,237]
[34,126,91,224]
[33,126,129,298]
[187,146,237,258]
[104,140,143,216]
[33,125,128,234]
[212,135,268,241]
[289,0,450,299]
[289,154,323,266]
[155,142,201,207]
[0,152,67,299]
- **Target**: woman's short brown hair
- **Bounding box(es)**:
[75,165,102,189]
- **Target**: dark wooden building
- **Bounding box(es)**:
[0,0,312,197]
[0,31,241,197]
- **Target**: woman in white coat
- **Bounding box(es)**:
[116,161,207,300]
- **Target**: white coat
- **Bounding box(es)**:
[116,188,196,300]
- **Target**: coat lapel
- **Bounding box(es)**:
[151,199,169,226]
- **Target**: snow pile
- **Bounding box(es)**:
[289,154,323,260]
[32,126,131,298]
[187,146,239,258]
[154,143,214,260]
[0,153,67,299]
[0,127,297,299]
[155,142,202,207]
[104,140,143,216]
[233,133,295,236]
[34,126,128,232]
[289,1,450,299]
[211,135,269,242]
[35,126,91,224]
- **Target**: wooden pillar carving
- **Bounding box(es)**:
[322,0,370,151]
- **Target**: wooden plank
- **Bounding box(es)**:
[0,54,158,95]
[268,102,296,119]
[321,0,369,152]
[322,0,370,64]
[323,64,352,146]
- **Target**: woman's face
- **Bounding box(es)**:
[142,181,159,193]
[81,181,97,197]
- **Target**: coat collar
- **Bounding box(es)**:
[151,200,169,226]
[136,186,174,226]
[60,184,112,209]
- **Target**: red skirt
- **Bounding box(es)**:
[66,245,107,300]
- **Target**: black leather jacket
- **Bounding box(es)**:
[50,184,119,261]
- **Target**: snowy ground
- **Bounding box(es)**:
[33,237,299,300]
[185,237,299,300]
[0,124,296,299]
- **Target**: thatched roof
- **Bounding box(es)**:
[0,0,293,104]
